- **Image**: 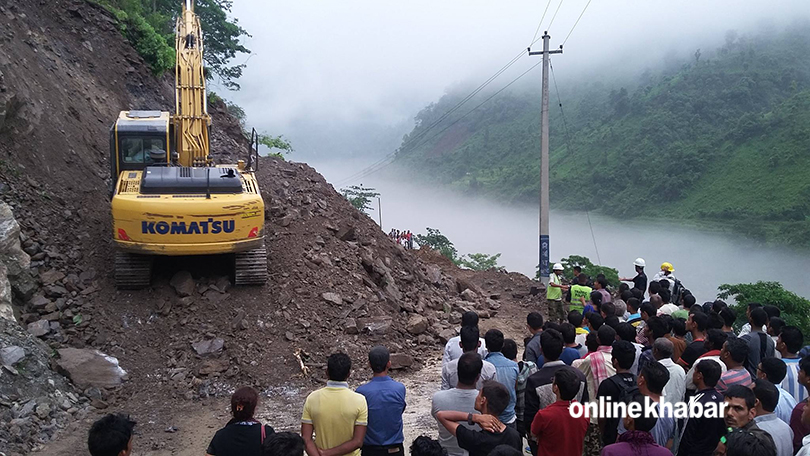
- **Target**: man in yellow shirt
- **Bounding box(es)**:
[302,353,369,456]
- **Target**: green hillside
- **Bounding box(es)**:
[395,26,810,246]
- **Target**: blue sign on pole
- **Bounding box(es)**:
[540,235,550,278]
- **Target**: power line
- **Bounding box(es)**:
[407,62,542,154]
[530,0,554,45]
[335,12,562,188]
[562,0,592,46]
[333,51,527,187]
[549,58,599,262]
[546,0,565,30]
[549,57,573,155]
[586,211,602,264]
[336,61,543,187]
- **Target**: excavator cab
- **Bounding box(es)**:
[109,111,172,186]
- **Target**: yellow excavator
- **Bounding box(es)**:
[108,0,266,289]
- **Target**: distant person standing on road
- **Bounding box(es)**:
[356,346,407,456]
[620,258,647,297]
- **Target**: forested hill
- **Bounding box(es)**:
[395,26,810,246]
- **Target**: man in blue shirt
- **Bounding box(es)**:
[356,346,407,456]
[484,329,519,427]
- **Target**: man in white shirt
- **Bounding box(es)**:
[758,358,798,425]
[652,338,685,405]
[738,302,766,337]
[442,326,496,390]
[443,311,487,366]
[752,379,794,456]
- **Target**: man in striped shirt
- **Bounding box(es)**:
[778,326,806,403]
[716,337,753,394]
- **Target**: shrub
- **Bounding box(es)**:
[416,228,459,264]
[718,281,810,336]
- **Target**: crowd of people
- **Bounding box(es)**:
[388,229,415,249]
[85,258,810,456]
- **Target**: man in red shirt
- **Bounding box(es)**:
[531,367,588,456]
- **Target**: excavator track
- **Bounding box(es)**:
[234,247,268,286]
[115,251,154,290]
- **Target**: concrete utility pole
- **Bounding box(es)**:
[529,32,562,287]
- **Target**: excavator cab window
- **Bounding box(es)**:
[121,136,167,165]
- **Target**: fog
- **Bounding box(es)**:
[221,1,810,300]
[307,159,810,301]
[226,0,808,159]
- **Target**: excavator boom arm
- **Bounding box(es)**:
[174,0,211,167]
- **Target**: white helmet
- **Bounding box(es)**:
[552,263,564,271]
[633,258,646,268]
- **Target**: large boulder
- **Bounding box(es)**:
[0,202,35,302]
[27,319,50,337]
[0,263,12,321]
[455,277,483,296]
[406,315,428,335]
[360,316,392,335]
[0,345,25,366]
[460,288,478,302]
[425,265,442,286]
[192,338,224,355]
[321,292,342,306]
[56,348,127,389]
[389,353,414,369]
[169,271,195,297]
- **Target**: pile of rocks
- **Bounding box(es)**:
[0,318,89,455]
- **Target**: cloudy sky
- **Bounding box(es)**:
[223,0,807,158]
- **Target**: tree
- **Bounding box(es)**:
[257,134,293,156]
[717,281,810,336]
[459,253,502,271]
[193,0,250,89]
[340,186,379,213]
[102,0,250,87]
[415,228,459,264]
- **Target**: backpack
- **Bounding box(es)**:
[672,279,685,306]
[606,374,639,404]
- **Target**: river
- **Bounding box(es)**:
[304,158,810,301]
